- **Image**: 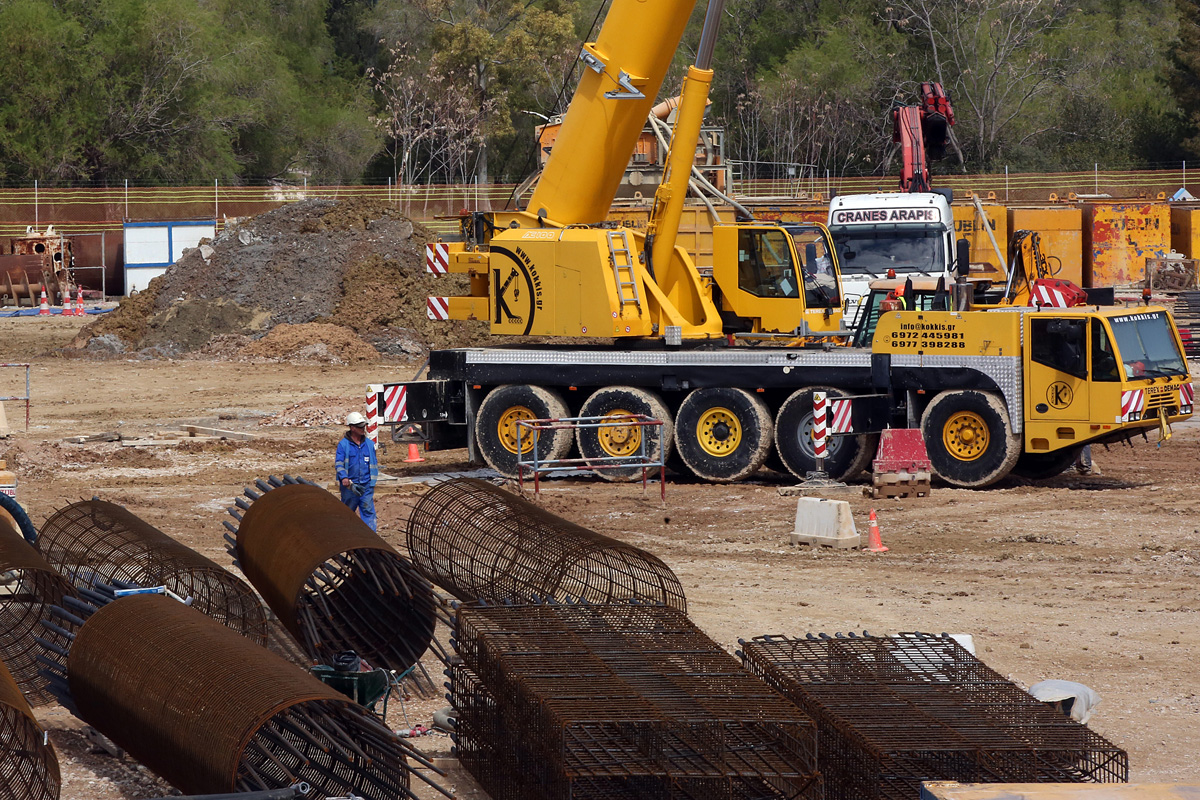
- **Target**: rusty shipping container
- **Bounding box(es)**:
[1009,206,1084,285]
[1081,201,1170,287]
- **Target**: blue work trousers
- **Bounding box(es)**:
[340,485,377,531]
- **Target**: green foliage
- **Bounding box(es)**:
[0,0,1191,184]
[0,0,379,184]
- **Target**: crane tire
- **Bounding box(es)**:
[673,388,772,483]
[920,390,1021,488]
[1012,446,1082,480]
[475,385,571,478]
[576,387,673,482]
[774,386,877,481]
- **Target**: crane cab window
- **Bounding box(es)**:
[737,228,798,298]
[1091,320,1120,382]
[1030,317,1088,378]
[790,228,842,309]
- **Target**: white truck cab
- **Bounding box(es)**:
[827,190,955,325]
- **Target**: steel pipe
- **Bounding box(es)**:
[233,483,436,672]
[51,593,442,798]
[0,507,75,705]
[38,500,268,645]
[406,478,686,610]
[0,654,59,799]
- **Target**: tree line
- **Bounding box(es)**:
[3,0,1199,187]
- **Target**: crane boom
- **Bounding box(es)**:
[527,0,698,225]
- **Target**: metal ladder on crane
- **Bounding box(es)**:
[607,230,643,314]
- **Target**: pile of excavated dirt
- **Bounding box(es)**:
[241,323,380,364]
[66,198,495,359]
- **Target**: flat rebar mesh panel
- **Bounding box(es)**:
[65,594,433,798]
[0,517,75,706]
[38,501,267,645]
[406,478,686,610]
[451,603,819,800]
[0,657,59,800]
[236,484,436,671]
[742,633,1128,800]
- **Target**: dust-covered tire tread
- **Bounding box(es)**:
[673,388,772,483]
[475,384,571,478]
[576,386,674,482]
[1012,446,1082,480]
[920,390,1021,488]
[774,386,875,482]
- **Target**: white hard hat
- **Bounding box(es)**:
[346,411,367,426]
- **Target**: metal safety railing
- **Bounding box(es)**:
[0,364,30,431]
[516,414,666,499]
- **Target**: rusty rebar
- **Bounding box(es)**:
[406,478,686,610]
[37,592,445,799]
[0,654,59,800]
[0,509,75,706]
[37,500,268,645]
[740,632,1129,800]
[451,602,818,800]
[231,481,436,672]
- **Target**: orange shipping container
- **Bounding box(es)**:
[1081,201,1169,287]
[1169,203,1200,259]
[952,203,1008,275]
[1008,206,1083,286]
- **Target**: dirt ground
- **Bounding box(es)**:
[3,313,1199,798]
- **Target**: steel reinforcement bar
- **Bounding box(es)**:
[34,592,448,799]
[740,632,1129,800]
[450,602,819,800]
[406,478,686,610]
[0,503,75,706]
[0,655,59,800]
[38,500,268,645]
[227,478,437,673]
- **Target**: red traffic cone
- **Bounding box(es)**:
[864,509,889,552]
[404,442,425,463]
[72,289,83,317]
[37,287,50,316]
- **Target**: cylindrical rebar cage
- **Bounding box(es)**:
[236,484,436,671]
[38,500,268,645]
[406,478,686,610]
[0,655,60,800]
[0,514,75,706]
[66,594,423,798]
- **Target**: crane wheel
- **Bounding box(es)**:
[920,390,1021,488]
[576,387,673,482]
[1012,446,1083,480]
[774,386,878,482]
[475,385,572,478]
[673,388,772,483]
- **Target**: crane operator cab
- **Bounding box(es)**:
[713,221,845,337]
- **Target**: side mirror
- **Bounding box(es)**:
[955,238,970,278]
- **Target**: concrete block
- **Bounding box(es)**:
[790,497,860,549]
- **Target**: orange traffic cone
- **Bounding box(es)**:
[404,443,425,463]
[38,288,50,316]
[864,509,889,552]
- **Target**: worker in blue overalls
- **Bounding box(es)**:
[335,412,378,530]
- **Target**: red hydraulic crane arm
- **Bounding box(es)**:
[893,106,930,193]
[892,81,954,194]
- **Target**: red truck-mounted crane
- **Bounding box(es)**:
[892,81,955,193]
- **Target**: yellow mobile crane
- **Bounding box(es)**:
[381,0,1193,486]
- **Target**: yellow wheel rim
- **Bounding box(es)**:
[942,410,989,462]
[598,409,642,458]
[497,405,537,454]
[696,407,741,457]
